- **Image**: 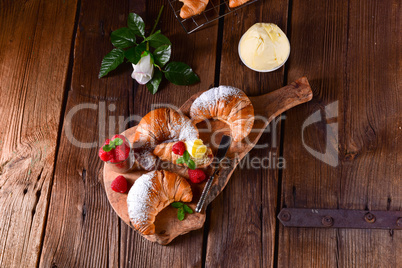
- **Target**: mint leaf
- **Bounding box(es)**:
[128,13,145,37]
[187,159,196,170]
[110,27,136,48]
[172,202,192,220]
[103,137,123,151]
[182,151,190,162]
[147,31,171,48]
[171,202,183,208]
[146,69,163,94]
[164,62,200,85]
[177,207,185,221]
[108,140,115,147]
[176,157,185,164]
[183,204,193,214]
[113,138,123,146]
[153,45,171,67]
[125,43,146,64]
[99,48,125,78]
[102,144,113,152]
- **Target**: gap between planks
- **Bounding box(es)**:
[273,0,293,267]
[201,2,227,267]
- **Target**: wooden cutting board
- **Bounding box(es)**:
[103,77,313,245]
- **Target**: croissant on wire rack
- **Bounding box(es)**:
[127,170,193,235]
[153,142,214,168]
[229,0,251,8]
[190,86,254,142]
[179,0,209,19]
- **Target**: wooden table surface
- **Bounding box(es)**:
[0,0,400,267]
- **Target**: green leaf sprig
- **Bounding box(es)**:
[99,6,200,94]
[102,138,123,152]
[176,151,196,170]
[171,202,194,220]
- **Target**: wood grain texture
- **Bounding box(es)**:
[38,0,132,267]
[0,0,78,267]
[279,0,401,267]
[205,0,289,267]
[37,0,219,267]
[119,0,220,265]
[0,0,399,266]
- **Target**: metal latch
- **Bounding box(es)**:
[278,208,402,229]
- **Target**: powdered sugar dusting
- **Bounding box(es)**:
[127,171,156,226]
[190,86,244,114]
[172,116,199,141]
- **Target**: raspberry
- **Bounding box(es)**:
[99,139,112,162]
[172,141,186,155]
[188,169,207,184]
[110,142,130,163]
[99,135,131,163]
[109,135,131,163]
[111,175,128,193]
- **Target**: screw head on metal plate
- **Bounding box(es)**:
[364,212,376,223]
[279,210,291,222]
[321,216,334,227]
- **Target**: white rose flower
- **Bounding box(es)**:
[131,54,154,84]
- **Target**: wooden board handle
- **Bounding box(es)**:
[250,77,313,121]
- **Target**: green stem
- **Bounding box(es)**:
[146,41,149,51]
[150,5,164,36]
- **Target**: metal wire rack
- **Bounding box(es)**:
[168,0,259,34]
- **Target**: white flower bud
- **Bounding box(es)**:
[131,54,154,84]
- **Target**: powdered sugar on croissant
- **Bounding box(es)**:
[190,86,254,142]
[127,170,193,235]
[133,108,199,170]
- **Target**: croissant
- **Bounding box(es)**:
[190,86,254,142]
[179,0,209,19]
[133,108,199,170]
[127,170,193,235]
[153,142,214,168]
[229,0,251,8]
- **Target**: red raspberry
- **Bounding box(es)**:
[188,169,207,184]
[109,135,131,163]
[99,139,112,162]
[110,143,130,163]
[172,141,186,155]
[111,175,128,193]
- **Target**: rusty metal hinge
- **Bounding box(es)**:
[278,208,402,229]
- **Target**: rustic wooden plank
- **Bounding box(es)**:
[0,0,78,267]
[277,1,348,265]
[279,0,401,267]
[205,1,289,267]
[39,0,219,267]
[120,1,220,267]
[38,0,132,266]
